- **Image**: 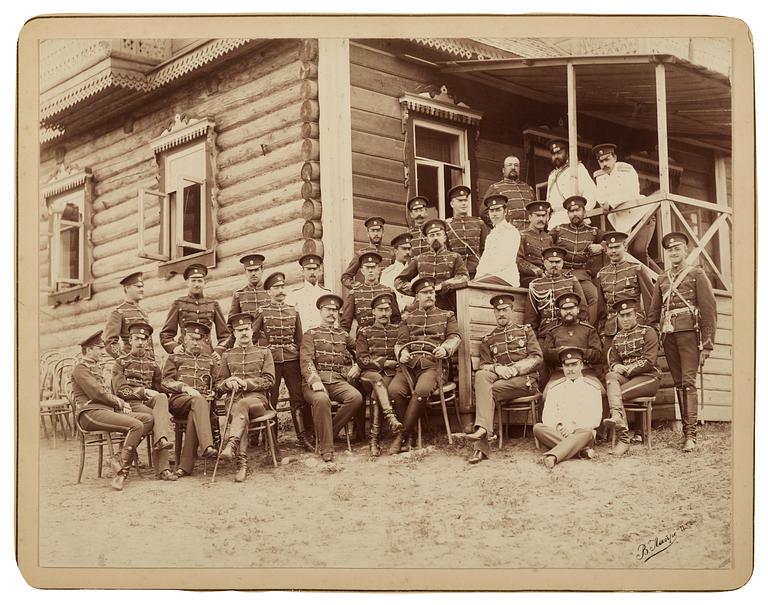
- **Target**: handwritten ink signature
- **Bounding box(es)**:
[636,519,696,563]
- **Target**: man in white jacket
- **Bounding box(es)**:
[533,346,603,469]
[474,194,521,287]
[546,137,597,228]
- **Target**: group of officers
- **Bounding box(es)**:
[69,138,718,489]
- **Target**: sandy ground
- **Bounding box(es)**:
[37,420,732,570]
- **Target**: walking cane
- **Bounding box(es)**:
[209,388,237,484]
[698,359,706,427]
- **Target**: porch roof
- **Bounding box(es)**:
[439,54,732,150]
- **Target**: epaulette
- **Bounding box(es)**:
[584,378,603,391]
[548,376,567,389]
[616,163,634,173]
[578,321,596,329]
[593,168,606,178]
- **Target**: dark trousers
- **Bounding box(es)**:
[579,278,599,326]
[662,331,700,389]
[226,393,270,463]
[271,360,305,411]
[169,394,214,474]
[605,372,660,442]
[129,393,171,472]
[532,424,594,464]
[79,408,153,451]
[388,365,438,435]
[302,381,363,455]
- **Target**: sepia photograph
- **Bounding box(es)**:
[15,14,755,591]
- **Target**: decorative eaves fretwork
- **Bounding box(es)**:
[399,86,484,130]
[408,38,510,61]
[42,164,93,199]
[149,38,251,88]
[150,114,215,154]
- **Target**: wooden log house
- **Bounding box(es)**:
[38,37,733,422]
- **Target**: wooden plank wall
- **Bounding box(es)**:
[39,39,317,353]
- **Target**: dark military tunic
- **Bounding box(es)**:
[517,226,554,281]
[478,323,542,371]
[549,222,601,280]
[215,343,275,398]
[299,325,357,385]
[524,274,588,334]
[228,284,270,319]
[541,320,603,368]
[608,324,660,378]
[408,226,430,259]
[356,323,399,377]
[482,178,536,231]
[596,259,649,336]
[161,351,216,395]
[445,215,487,277]
[396,307,459,369]
[340,243,395,290]
[394,250,469,296]
[339,283,401,332]
[103,301,152,359]
[112,353,163,401]
[251,302,303,364]
[160,294,230,354]
[72,358,119,413]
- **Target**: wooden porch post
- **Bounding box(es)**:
[318,39,354,294]
[567,62,579,191]
[655,62,673,237]
[714,155,733,287]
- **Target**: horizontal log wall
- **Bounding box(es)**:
[39,39,313,352]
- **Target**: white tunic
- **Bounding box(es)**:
[380,261,414,311]
[284,281,332,331]
[546,162,598,228]
[542,376,603,433]
[594,161,645,234]
[474,220,521,287]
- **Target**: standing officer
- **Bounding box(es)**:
[341,216,394,290]
[228,253,271,321]
[592,143,659,271]
[540,292,604,392]
[394,218,469,313]
[285,254,332,332]
[112,321,176,482]
[647,232,717,452]
[379,232,415,312]
[72,330,154,491]
[161,321,219,478]
[546,137,597,228]
[595,231,652,351]
[445,184,488,279]
[356,293,405,456]
[604,298,661,456]
[340,252,401,333]
[517,200,554,287]
[217,312,277,482]
[549,195,604,325]
[406,196,431,258]
[387,277,461,455]
[475,194,521,287]
[252,271,313,452]
[524,246,587,338]
[482,154,536,231]
[533,347,603,469]
[160,263,230,360]
[466,294,542,464]
[103,271,154,359]
[299,294,364,463]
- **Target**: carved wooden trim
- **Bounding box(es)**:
[42,165,93,200]
[150,114,215,155]
[399,86,483,127]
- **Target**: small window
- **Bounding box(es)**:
[139,115,216,277]
[43,165,93,305]
[413,120,470,219]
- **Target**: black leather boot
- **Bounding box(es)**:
[682,386,698,452]
[220,436,240,462]
[111,445,134,491]
[369,401,381,457]
[292,407,314,452]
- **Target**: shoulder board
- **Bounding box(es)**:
[616,163,634,172]
[584,379,603,391]
[548,376,567,389]
[593,168,606,178]
[578,321,596,329]
[115,353,132,363]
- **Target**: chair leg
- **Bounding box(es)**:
[146,433,153,469]
[98,434,106,478]
[499,408,504,450]
[174,423,183,470]
[646,406,653,450]
[77,433,86,483]
[265,420,279,468]
[417,418,422,450]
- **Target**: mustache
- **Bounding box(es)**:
[430,240,441,251]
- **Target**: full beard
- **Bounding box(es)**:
[430,240,441,252]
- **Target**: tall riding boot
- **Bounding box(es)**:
[352,405,367,443]
[235,429,248,482]
[401,393,425,448]
[675,386,686,439]
[291,407,314,452]
[111,445,135,491]
[369,400,381,457]
[372,382,404,434]
[605,376,629,455]
[220,435,240,462]
[682,386,698,452]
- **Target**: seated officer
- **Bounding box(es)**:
[72,330,154,491]
[387,276,461,455]
[161,321,219,478]
[355,293,405,456]
[533,347,603,469]
[604,298,661,456]
[540,292,604,393]
[112,321,176,482]
[299,294,364,463]
[217,312,276,482]
[467,294,542,465]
